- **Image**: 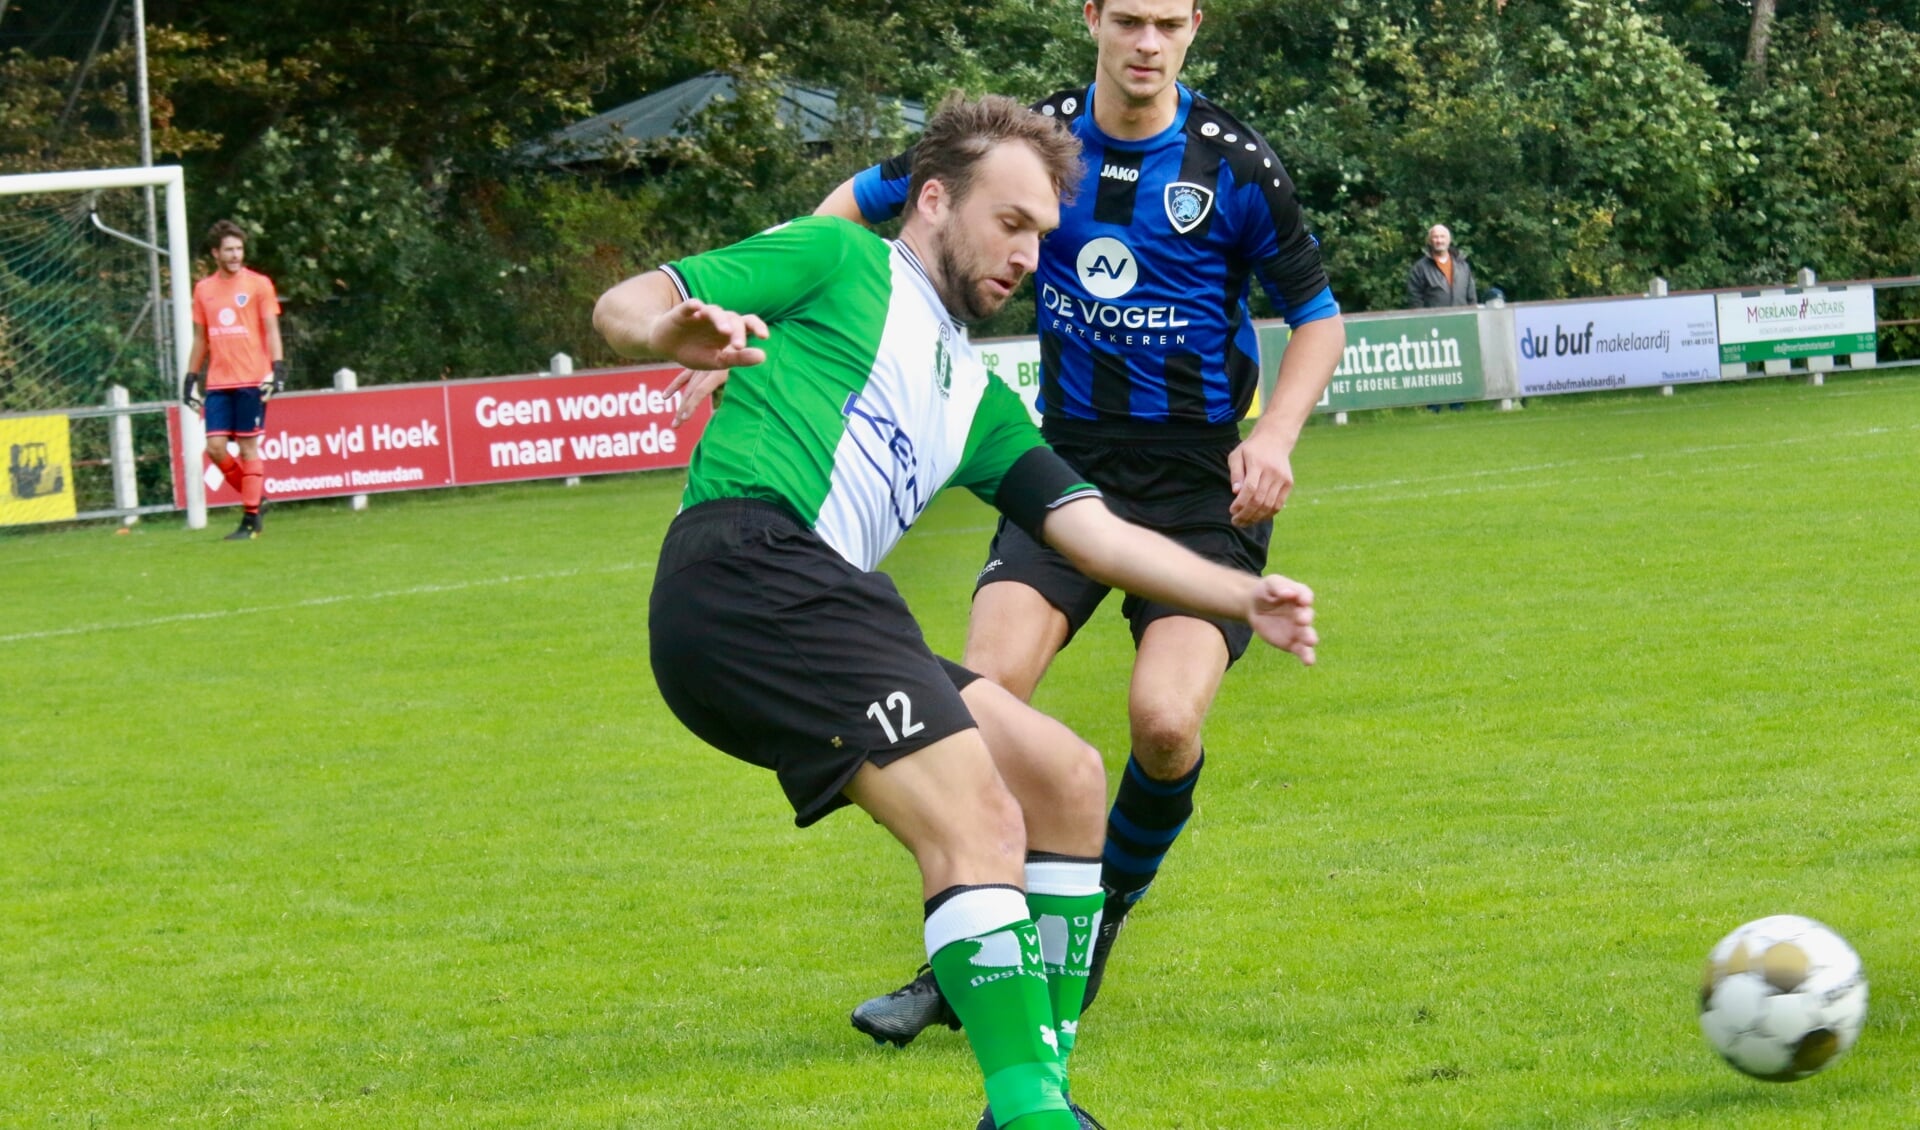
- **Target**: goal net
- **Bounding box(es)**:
[0,166,202,526]
[0,186,175,411]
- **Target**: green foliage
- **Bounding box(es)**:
[0,47,136,174]
[0,27,248,175]
[475,178,679,372]
[208,118,444,382]
[645,62,869,250]
[1238,0,1750,308]
[887,0,1093,103]
[1521,0,1750,291]
[219,121,436,308]
[1718,15,1920,286]
[2,0,1916,377]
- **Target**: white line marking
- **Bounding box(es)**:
[1,562,648,644]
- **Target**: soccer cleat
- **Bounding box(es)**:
[975,1100,1107,1129]
[851,963,960,1047]
[224,512,261,541]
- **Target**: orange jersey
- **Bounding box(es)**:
[192,267,280,390]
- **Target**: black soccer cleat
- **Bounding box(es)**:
[851,963,960,1047]
[976,1100,1107,1129]
[223,511,261,541]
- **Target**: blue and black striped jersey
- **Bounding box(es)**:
[851,83,1339,442]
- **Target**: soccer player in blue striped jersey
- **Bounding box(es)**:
[817,0,1349,1049]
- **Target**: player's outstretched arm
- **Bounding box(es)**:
[814,178,867,223]
[593,270,768,371]
[1040,497,1316,664]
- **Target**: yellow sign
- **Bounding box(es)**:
[1,414,77,526]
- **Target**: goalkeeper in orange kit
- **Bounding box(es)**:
[182,219,285,540]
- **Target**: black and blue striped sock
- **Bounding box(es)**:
[1101,751,1204,912]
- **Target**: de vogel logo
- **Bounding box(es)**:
[1519,320,1597,359]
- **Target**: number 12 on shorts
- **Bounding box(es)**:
[866,691,923,745]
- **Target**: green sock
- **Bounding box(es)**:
[925,885,1077,1130]
[1026,856,1104,1067]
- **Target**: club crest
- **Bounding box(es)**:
[1164,182,1214,234]
[934,323,954,398]
[234,293,249,308]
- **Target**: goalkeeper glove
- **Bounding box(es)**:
[265,361,287,402]
[182,371,205,413]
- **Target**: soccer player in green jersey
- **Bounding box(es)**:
[675,3,1347,1057]
[595,94,1316,1129]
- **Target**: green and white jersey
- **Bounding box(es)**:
[663,216,1098,572]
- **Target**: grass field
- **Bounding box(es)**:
[4,371,1918,1128]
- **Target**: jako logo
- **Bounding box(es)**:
[1519,321,1596,359]
[1100,163,1139,183]
[1076,236,1138,300]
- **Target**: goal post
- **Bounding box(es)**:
[0,165,205,528]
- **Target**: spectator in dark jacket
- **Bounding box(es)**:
[1407,224,1478,308]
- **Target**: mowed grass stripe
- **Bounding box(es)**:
[3,372,1917,1128]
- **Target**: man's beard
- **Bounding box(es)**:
[931,217,1007,324]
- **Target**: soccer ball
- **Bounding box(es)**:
[1698,915,1868,1081]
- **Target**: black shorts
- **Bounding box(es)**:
[204,387,266,438]
[650,499,982,827]
[974,439,1271,663]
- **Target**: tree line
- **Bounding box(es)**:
[3,0,1916,391]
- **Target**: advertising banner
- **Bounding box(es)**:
[974,334,1279,420]
[1716,286,1877,365]
[170,385,455,508]
[1514,295,1720,396]
[1262,312,1483,413]
[1,413,77,526]
[168,365,709,508]
[977,337,1044,422]
[446,369,697,484]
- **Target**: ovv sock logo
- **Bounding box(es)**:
[966,925,1045,969]
[967,929,1026,970]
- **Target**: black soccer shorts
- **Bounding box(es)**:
[650,499,982,827]
[973,438,1272,663]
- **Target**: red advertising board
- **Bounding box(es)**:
[169,365,707,508]
[444,368,697,484]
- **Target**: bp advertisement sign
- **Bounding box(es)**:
[1716,286,1877,365]
[1514,295,1720,396]
[977,337,1044,423]
[1262,312,1482,412]
[1,413,76,526]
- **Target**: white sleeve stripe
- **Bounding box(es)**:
[1046,486,1104,511]
[659,264,691,301]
